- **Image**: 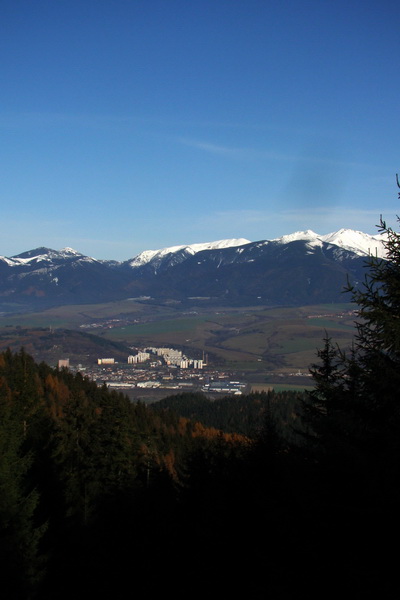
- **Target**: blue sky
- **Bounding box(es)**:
[1,0,399,260]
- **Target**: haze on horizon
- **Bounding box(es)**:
[1,0,399,261]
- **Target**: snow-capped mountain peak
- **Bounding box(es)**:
[272,228,387,258]
[319,228,387,257]
[4,247,99,269]
[59,247,84,256]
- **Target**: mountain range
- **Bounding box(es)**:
[0,229,387,313]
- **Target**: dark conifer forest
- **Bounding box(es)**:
[1,215,400,599]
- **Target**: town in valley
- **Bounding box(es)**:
[58,345,251,401]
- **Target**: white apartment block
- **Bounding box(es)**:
[180,359,203,369]
[128,352,150,364]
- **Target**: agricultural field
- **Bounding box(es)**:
[0,299,175,329]
[100,303,357,368]
[0,300,358,383]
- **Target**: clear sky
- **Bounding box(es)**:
[1,0,399,261]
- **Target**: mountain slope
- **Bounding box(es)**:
[122,238,368,306]
[0,247,128,309]
[125,238,251,272]
[0,229,387,312]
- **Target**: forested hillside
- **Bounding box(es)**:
[1,343,398,598]
[153,389,305,443]
[0,348,252,598]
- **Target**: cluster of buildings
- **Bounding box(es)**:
[127,346,205,370]
[58,346,248,397]
[201,380,247,394]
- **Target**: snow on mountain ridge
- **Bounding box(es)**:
[0,229,388,268]
[272,230,319,244]
[128,238,251,268]
[0,256,20,266]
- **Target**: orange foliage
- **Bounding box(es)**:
[178,416,190,436]
[44,374,71,420]
[190,420,250,445]
[163,449,177,479]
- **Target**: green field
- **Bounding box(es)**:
[104,316,211,337]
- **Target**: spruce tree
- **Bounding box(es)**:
[303,178,400,503]
[303,335,344,439]
[351,216,400,360]
[343,212,400,465]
